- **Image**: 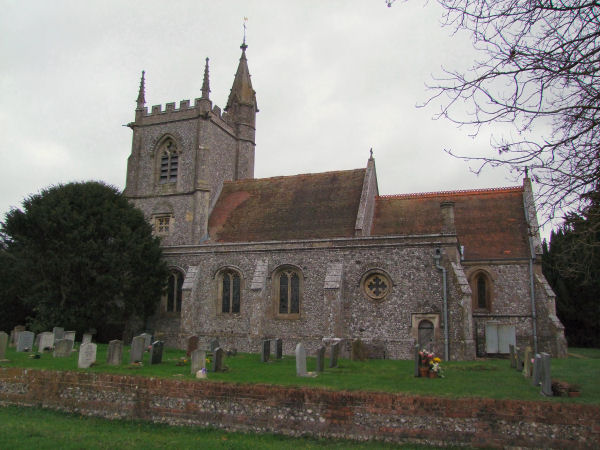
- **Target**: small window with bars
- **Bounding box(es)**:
[155,215,171,235]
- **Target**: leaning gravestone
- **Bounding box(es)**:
[186,335,199,357]
[53,339,73,357]
[78,342,97,369]
[330,341,341,369]
[532,353,542,387]
[107,340,123,366]
[540,352,553,396]
[191,349,206,374]
[261,339,270,363]
[0,331,8,360]
[38,332,55,352]
[150,341,164,365]
[130,336,146,363]
[296,343,307,377]
[53,327,65,342]
[316,346,326,372]
[274,338,283,360]
[82,333,93,345]
[140,333,152,349]
[16,331,34,352]
[211,347,223,372]
[64,331,76,342]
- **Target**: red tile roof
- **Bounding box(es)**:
[371,186,530,260]
[208,169,365,242]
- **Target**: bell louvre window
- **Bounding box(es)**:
[159,139,178,183]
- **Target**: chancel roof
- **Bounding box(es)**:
[371,187,530,260]
[208,169,365,243]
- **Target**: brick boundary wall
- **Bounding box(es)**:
[0,368,598,448]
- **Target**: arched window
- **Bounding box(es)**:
[165,270,183,313]
[218,269,241,314]
[158,139,178,184]
[274,267,303,317]
[470,270,492,311]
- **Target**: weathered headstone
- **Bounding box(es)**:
[130,335,146,363]
[540,352,553,396]
[34,333,42,349]
[522,346,533,377]
[351,339,367,361]
[211,347,223,372]
[509,344,516,368]
[78,342,97,368]
[53,327,65,342]
[273,338,283,360]
[532,353,542,387]
[209,338,220,353]
[515,347,524,371]
[191,349,206,374]
[11,325,26,347]
[316,346,326,372]
[140,333,152,349]
[150,340,164,364]
[106,340,123,366]
[0,331,8,360]
[261,340,270,363]
[186,335,199,357]
[38,332,55,352]
[82,333,93,345]
[295,343,307,377]
[53,339,74,357]
[413,344,420,377]
[16,331,34,352]
[329,341,341,369]
[64,331,76,342]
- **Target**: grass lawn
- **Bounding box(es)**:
[1,344,598,404]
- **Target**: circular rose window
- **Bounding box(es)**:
[363,273,391,300]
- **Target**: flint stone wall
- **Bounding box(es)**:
[0,368,596,449]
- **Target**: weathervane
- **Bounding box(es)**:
[241,17,248,50]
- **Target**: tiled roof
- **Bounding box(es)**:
[372,186,530,260]
[208,169,366,242]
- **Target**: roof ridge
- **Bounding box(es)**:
[224,168,366,185]
[378,186,523,199]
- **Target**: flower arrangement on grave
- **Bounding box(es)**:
[430,357,444,378]
[419,350,444,378]
[418,350,434,368]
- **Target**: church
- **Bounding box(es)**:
[123,42,567,360]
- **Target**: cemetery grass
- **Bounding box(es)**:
[0,405,442,450]
[1,345,599,404]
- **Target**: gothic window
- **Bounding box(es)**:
[158,139,178,184]
[362,271,392,301]
[274,267,302,317]
[218,269,241,314]
[164,270,184,314]
[470,270,493,311]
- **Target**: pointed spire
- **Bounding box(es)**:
[136,70,146,110]
[201,58,211,100]
[225,41,258,112]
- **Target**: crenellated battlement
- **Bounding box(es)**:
[137,98,229,127]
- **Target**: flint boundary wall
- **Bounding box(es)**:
[0,368,597,448]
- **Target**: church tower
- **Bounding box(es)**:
[124,44,258,245]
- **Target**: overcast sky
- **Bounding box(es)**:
[2,1,537,233]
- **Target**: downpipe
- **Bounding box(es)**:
[434,248,449,361]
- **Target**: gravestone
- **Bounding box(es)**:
[64,331,76,342]
[209,338,220,353]
[540,352,553,396]
[53,327,65,342]
[186,335,199,357]
[78,342,97,368]
[11,325,26,347]
[522,346,533,377]
[16,331,34,352]
[509,344,516,368]
[130,335,146,363]
[329,341,341,369]
[295,343,307,377]
[150,341,164,364]
[191,349,206,374]
[515,347,524,371]
[34,333,42,349]
[261,340,270,363]
[107,340,123,366]
[38,332,55,352]
[413,344,420,377]
[211,347,223,372]
[273,338,283,360]
[316,346,326,372]
[0,331,8,360]
[82,333,93,345]
[53,339,73,357]
[532,353,542,387]
[140,333,152,349]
